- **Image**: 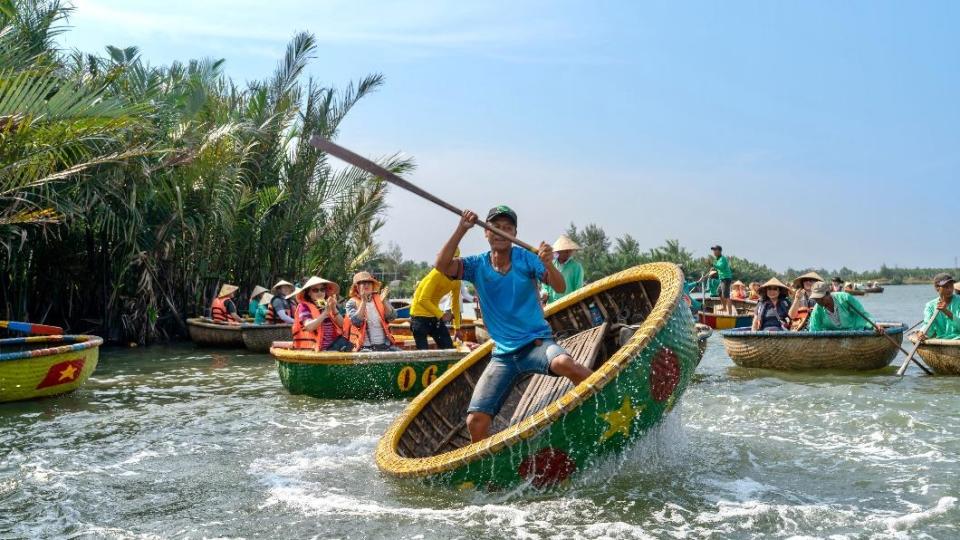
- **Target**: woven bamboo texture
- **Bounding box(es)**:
[910,337,960,375]
[0,335,103,402]
[374,262,696,488]
[241,323,292,353]
[187,317,244,347]
[721,323,905,371]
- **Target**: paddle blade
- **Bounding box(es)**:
[0,321,64,335]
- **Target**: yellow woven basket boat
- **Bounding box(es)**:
[0,334,103,403]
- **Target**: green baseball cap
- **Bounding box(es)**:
[486,205,517,226]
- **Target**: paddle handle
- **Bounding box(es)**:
[846,305,932,375]
[0,321,64,335]
[309,136,537,252]
[896,314,938,376]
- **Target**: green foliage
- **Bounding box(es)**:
[0,2,402,343]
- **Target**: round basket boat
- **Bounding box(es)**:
[695,323,712,364]
[720,322,906,371]
[374,262,697,490]
[909,335,960,375]
[270,343,469,399]
[241,323,292,353]
[0,335,103,403]
[186,317,244,348]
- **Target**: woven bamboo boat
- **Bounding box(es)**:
[864,286,884,293]
[375,263,697,490]
[720,322,906,371]
[270,343,468,399]
[695,323,712,363]
[186,317,244,348]
[909,335,960,375]
[0,335,103,403]
[696,297,754,330]
[241,323,292,353]
[390,318,479,343]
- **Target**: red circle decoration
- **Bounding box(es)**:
[650,347,680,402]
[518,448,576,488]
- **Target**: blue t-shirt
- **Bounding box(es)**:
[462,247,553,355]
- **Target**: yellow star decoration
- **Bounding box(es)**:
[599,396,644,442]
[58,364,78,382]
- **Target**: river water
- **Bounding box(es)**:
[3,285,959,539]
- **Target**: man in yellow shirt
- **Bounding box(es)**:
[409,256,464,350]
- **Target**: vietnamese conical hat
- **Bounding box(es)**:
[791,271,825,288]
[288,276,341,300]
[259,292,274,306]
[217,283,239,298]
[272,280,294,291]
[552,234,580,252]
[759,277,791,296]
[732,280,745,288]
[250,285,268,300]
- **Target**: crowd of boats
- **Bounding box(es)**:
[2,262,958,490]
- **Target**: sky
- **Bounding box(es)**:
[59,0,959,271]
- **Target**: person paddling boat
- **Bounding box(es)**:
[808,282,878,333]
[435,205,593,443]
[917,273,960,342]
[409,250,463,350]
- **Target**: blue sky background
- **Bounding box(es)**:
[60,1,959,271]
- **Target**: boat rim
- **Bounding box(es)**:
[186,317,242,331]
[375,262,683,478]
[0,334,104,362]
[720,323,906,339]
[270,346,469,365]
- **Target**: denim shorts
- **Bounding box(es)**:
[467,339,567,417]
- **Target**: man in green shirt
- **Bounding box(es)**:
[708,245,734,315]
[807,281,875,332]
[541,234,584,304]
[918,273,960,341]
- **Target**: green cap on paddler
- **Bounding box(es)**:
[933,273,955,287]
[486,205,517,226]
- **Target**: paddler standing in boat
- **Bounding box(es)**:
[807,281,878,332]
[436,206,593,443]
[409,250,463,350]
[267,280,296,324]
[916,273,960,341]
[708,245,734,315]
[210,284,243,324]
[540,234,584,305]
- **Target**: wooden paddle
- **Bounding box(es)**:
[895,311,944,376]
[309,136,537,252]
[844,304,933,375]
[0,320,64,335]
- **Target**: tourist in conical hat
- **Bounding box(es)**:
[788,271,824,324]
[730,280,748,301]
[210,283,242,324]
[541,234,584,305]
[917,274,960,342]
[344,271,399,351]
[290,276,350,352]
[267,280,296,324]
[748,282,761,301]
[248,285,268,317]
[253,292,273,325]
[752,278,792,331]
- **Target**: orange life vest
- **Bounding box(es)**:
[266,296,289,324]
[291,299,342,351]
[343,295,397,351]
[211,297,232,323]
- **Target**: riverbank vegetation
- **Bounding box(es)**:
[1,1,403,343]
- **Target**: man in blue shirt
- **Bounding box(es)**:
[435,205,593,442]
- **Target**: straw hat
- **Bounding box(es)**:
[259,292,274,306]
[552,234,580,252]
[250,285,268,300]
[287,276,341,300]
[217,284,239,298]
[272,280,294,291]
[792,271,825,288]
[352,271,381,288]
[758,277,790,297]
[732,280,745,288]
